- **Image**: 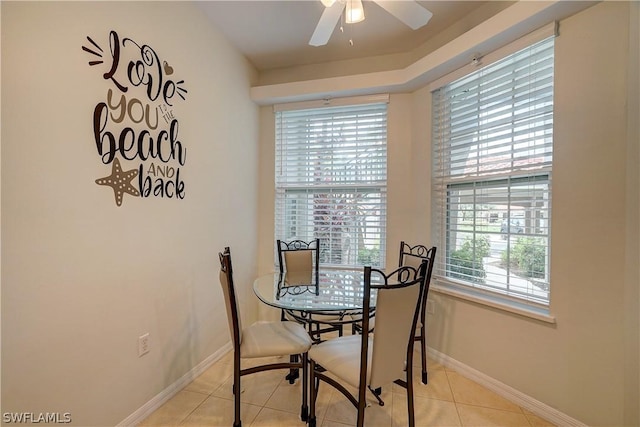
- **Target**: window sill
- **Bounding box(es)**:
[431,279,556,324]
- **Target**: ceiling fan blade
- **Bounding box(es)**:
[309,2,346,46]
[373,0,433,30]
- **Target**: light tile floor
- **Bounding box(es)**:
[140,348,556,427]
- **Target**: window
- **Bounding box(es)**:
[432,36,554,307]
[275,99,388,268]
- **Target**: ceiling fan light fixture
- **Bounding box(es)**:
[345,0,365,24]
[310,0,432,46]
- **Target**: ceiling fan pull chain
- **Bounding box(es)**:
[342,8,354,46]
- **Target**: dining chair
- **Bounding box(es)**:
[351,241,437,384]
[399,241,437,385]
[307,261,429,427]
[276,238,344,342]
[218,247,312,426]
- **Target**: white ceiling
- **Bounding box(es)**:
[197,0,498,71]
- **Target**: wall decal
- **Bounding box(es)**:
[95,158,140,207]
[83,30,188,207]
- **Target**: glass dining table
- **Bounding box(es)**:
[253,268,379,325]
[254,268,380,385]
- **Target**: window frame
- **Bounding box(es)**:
[430,29,557,321]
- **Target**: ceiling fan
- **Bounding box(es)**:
[309,0,433,47]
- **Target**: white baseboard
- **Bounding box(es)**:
[118,343,232,427]
[427,347,587,427]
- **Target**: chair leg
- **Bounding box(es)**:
[233,355,242,427]
[419,329,428,384]
[308,359,317,427]
[406,362,416,427]
[356,377,367,427]
[300,353,308,422]
[356,401,366,426]
[282,312,301,383]
[368,386,384,406]
[373,386,383,400]
[286,354,299,384]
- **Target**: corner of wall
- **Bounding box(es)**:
[624,1,640,425]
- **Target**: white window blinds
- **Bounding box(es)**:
[433,38,554,181]
[432,36,554,306]
[275,101,387,268]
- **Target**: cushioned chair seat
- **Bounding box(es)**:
[308,334,373,389]
[241,321,312,358]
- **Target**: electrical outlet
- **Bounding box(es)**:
[138,333,150,357]
[426,300,435,315]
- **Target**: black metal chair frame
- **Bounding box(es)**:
[219,247,309,426]
[399,241,437,385]
[276,238,344,343]
[308,262,429,427]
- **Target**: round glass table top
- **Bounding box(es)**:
[253,269,378,313]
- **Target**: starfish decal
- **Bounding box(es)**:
[95,158,140,206]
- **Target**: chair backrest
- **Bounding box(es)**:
[399,241,436,273]
[277,239,320,276]
[360,262,428,390]
[399,242,437,315]
[218,247,242,349]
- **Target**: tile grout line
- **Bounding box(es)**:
[444,368,465,427]
[180,374,232,426]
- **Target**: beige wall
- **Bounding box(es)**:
[1,2,258,425]
[425,3,636,425]
[257,2,638,425]
[624,2,640,425]
[428,3,637,425]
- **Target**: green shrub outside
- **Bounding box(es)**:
[357,247,380,265]
[501,236,546,278]
[448,235,490,283]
